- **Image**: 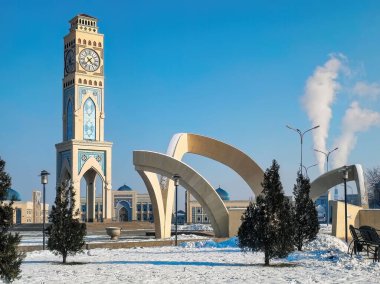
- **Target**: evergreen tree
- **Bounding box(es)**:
[238,160,295,265]
[0,157,25,283]
[47,181,86,263]
[293,172,319,251]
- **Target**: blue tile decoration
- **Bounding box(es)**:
[66,99,73,140]
[57,150,72,182]
[64,86,74,111]
[83,98,96,140]
[78,86,102,111]
[78,150,105,175]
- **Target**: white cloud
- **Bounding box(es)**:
[302,54,346,173]
[332,101,380,168]
[353,81,380,100]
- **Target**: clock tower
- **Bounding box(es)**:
[56,14,112,222]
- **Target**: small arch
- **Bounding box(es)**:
[78,38,81,44]
[89,80,92,85]
[78,78,82,84]
[88,41,92,46]
[83,39,86,45]
[99,81,102,86]
[84,79,87,84]
[98,42,102,47]
[93,41,96,46]
[94,81,97,86]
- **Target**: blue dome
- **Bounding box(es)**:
[216,187,230,201]
[118,184,132,191]
[1,188,21,201]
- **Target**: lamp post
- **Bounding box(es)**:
[39,170,50,250]
[172,174,181,246]
[286,125,320,176]
[342,166,349,243]
[301,163,318,178]
[314,147,339,172]
[314,147,339,226]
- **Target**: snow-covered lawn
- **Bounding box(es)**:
[9,233,380,283]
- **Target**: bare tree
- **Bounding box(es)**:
[365,166,380,208]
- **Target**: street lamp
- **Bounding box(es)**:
[39,170,50,250]
[341,166,349,243]
[286,125,320,176]
[301,163,318,178]
[172,174,181,246]
[314,147,339,226]
[314,147,339,172]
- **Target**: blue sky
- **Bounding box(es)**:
[1,1,380,205]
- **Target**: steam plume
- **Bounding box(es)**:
[332,102,380,167]
[302,55,345,173]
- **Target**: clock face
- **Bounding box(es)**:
[65,49,75,73]
[79,48,100,72]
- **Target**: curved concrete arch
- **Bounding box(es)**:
[136,171,167,238]
[134,150,229,238]
[165,133,264,197]
[310,164,368,207]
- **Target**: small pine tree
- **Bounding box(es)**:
[0,157,25,283]
[293,172,319,251]
[47,181,86,263]
[238,160,295,265]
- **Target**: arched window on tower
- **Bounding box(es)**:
[83,39,86,45]
[88,41,92,46]
[66,99,73,140]
[94,81,97,86]
[98,42,102,47]
[99,81,102,86]
[78,78,82,84]
[89,80,92,85]
[84,79,87,84]
[78,39,81,44]
[83,98,96,140]
[93,41,96,46]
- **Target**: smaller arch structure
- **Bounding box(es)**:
[310,164,368,207]
[133,133,265,238]
[134,151,229,237]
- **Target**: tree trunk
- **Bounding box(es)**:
[63,253,67,264]
[297,241,303,251]
[264,250,270,266]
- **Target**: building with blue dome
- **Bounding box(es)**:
[2,190,49,224]
[186,186,251,224]
[80,184,153,222]
[117,184,132,191]
[1,188,22,201]
[215,187,230,201]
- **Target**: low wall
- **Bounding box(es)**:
[332,201,380,239]
[358,209,380,230]
[331,201,361,239]
[228,208,246,237]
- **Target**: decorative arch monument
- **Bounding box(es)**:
[133,133,265,238]
[310,164,368,207]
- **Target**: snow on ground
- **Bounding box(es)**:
[9,233,380,283]
[175,224,213,231]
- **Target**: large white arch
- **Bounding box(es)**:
[134,151,230,237]
[310,164,368,207]
[133,133,265,238]
[165,133,264,196]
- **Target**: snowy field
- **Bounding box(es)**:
[9,232,380,283]
[17,224,213,246]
